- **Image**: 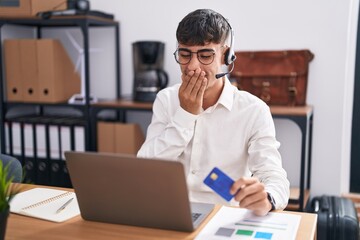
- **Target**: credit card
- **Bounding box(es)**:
[203,167,235,201]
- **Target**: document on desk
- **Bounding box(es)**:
[195,206,301,240]
[10,188,80,223]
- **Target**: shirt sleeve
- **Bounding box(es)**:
[137,91,197,160]
[247,104,290,210]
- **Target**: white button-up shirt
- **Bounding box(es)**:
[137,78,290,209]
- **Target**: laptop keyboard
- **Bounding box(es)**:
[192,212,202,222]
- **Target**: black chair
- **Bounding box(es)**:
[0,154,22,183]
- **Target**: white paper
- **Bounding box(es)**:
[196,206,301,240]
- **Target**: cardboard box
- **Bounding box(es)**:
[97,122,116,153]
[0,0,66,17]
[4,39,81,103]
[97,122,145,155]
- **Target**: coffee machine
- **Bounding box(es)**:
[132,41,168,102]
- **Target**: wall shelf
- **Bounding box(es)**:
[0,15,120,187]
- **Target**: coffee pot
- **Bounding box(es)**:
[132,41,168,102]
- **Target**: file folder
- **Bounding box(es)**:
[36,123,50,185]
[74,125,85,152]
[60,125,71,160]
[4,40,23,101]
[11,121,22,156]
[35,124,46,158]
[20,40,38,102]
[4,122,11,154]
[23,122,36,184]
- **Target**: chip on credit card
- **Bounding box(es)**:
[203,167,235,201]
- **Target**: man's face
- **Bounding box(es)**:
[177,42,226,88]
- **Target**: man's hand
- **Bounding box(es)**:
[178,68,207,115]
[230,177,273,216]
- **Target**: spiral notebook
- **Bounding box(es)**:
[10,188,80,223]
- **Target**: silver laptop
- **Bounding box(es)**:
[65,151,214,232]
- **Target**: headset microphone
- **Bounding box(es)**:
[215,62,235,79]
[215,73,226,79]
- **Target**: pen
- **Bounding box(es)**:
[56,198,74,214]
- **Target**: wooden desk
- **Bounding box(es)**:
[5,185,317,240]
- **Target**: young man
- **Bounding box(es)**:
[137,9,289,216]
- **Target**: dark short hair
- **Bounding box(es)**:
[176,9,230,46]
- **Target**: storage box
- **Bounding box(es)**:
[4,39,81,103]
[0,0,67,17]
[97,122,145,155]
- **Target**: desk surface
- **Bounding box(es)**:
[93,99,313,116]
[6,185,317,240]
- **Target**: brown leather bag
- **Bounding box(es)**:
[230,50,314,106]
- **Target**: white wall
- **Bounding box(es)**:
[87,0,360,197]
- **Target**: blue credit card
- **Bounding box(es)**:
[203,167,235,201]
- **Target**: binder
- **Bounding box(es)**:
[4,40,23,101]
[36,123,51,185]
[49,124,62,187]
[74,125,85,151]
[37,39,81,103]
[4,121,10,154]
[23,122,37,183]
[62,162,72,188]
[10,188,80,223]
[60,125,72,187]
[11,122,22,156]
[20,40,39,102]
[49,125,60,160]
[60,125,71,160]
[50,158,62,187]
[35,123,47,158]
[24,122,34,157]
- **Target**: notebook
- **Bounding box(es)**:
[10,188,80,222]
[65,151,215,232]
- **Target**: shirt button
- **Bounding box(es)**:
[191,170,197,174]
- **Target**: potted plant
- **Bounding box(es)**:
[0,160,21,240]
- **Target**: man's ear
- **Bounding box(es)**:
[222,45,230,65]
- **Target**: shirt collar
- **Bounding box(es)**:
[216,77,234,111]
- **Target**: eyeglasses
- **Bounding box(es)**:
[173,48,216,65]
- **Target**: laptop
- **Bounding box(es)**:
[65,151,214,232]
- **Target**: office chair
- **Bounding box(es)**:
[0,154,22,183]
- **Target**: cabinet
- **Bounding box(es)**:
[0,15,120,187]
[270,105,314,212]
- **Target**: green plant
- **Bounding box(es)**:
[0,161,21,212]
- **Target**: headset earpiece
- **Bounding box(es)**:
[225,27,236,66]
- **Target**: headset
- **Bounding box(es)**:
[216,17,236,79]
[224,22,236,66]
